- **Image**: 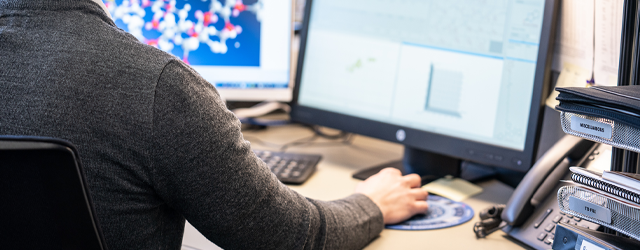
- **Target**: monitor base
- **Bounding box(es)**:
[352,147,501,185]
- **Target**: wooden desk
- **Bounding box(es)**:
[182,124,527,250]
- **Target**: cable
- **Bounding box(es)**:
[280,133,354,152]
[473,204,506,239]
[473,220,507,239]
[279,134,321,152]
[243,129,354,152]
[241,135,288,149]
[312,125,350,139]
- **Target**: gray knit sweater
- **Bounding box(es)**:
[0,1,383,249]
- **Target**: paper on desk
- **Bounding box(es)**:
[551,0,594,76]
[546,63,592,108]
[594,0,624,86]
[421,176,482,202]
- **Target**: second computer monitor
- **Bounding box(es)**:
[292,0,558,173]
[105,0,294,101]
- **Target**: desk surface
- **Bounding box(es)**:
[182,124,529,250]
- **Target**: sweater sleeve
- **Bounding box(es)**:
[151,60,383,250]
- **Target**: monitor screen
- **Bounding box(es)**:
[104,0,293,101]
[292,0,557,172]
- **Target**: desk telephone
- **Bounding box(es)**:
[486,135,603,249]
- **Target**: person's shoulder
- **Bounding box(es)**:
[159,59,201,79]
[81,17,178,79]
[86,20,212,93]
[103,27,177,69]
[156,58,215,94]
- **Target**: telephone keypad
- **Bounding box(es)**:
[533,209,553,228]
[544,224,555,232]
[524,206,600,250]
[508,154,604,250]
[544,235,554,245]
[529,209,598,248]
[537,232,547,241]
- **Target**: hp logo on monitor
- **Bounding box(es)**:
[396,129,406,142]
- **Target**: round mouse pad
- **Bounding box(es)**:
[385,195,474,230]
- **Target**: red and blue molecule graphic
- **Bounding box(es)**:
[105,0,263,66]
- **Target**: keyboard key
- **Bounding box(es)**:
[254,149,321,184]
[574,217,581,222]
[562,218,570,224]
[552,215,562,223]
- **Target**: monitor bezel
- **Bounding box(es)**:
[106,0,296,102]
[290,0,559,172]
[217,0,297,102]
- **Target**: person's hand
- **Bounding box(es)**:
[355,168,429,224]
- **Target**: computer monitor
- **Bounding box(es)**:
[291,0,558,177]
[104,0,294,101]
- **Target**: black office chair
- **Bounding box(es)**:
[0,136,107,249]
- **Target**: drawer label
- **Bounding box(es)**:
[569,196,611,224]
[571,116,612,139]
[576,236,606,250]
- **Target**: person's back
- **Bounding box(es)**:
[1,1,195,248]
[0,1,429,249]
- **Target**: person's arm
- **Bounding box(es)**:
[151,60,427,249]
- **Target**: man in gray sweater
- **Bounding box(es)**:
[0,0,429,249]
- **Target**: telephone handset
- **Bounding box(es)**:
[503,135,595,225]
[499,135,599,249]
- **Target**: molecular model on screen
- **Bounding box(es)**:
[105,0,264,64]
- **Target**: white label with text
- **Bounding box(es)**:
[571,116,612,139]
[577,239,606,250]
[569,196,611,224]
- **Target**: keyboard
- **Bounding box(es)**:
[253,149,321,184]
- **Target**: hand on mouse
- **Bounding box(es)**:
[355,167,429,224]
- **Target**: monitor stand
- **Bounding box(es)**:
[352,147,496,185]
[352,106,565,185]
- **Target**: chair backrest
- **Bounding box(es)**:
[0,136,107,250]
